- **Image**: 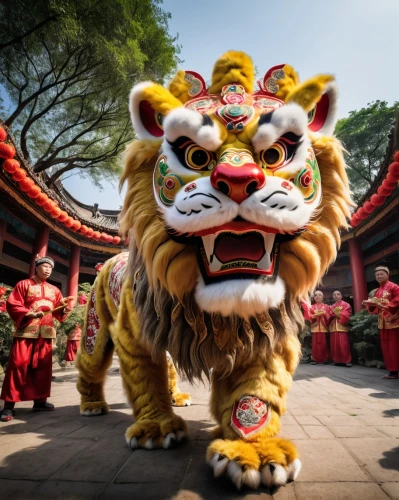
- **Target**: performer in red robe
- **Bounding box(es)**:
[364,265,399,379]
[0,257,73,422]
[309,290,331,364]
[329,290,352,366]
[64,325,82,363]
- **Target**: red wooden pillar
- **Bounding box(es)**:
[29,226,50,277]
[0,219,6,255]
[68,244,81,299]
[349,237,368,312]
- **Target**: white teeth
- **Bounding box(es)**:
[209,254,223,273]
[201,234,217,263]
[263,233,276,255]
[257,252,271,271]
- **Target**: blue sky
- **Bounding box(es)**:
[64,0,399,209]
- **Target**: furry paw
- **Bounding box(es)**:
[125,414,187,450]
[80,401,109,417]
[207,437,301,490]
[171,392,191,407]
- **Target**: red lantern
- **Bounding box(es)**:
[382,179,397,190]
[386,172,399,184]
[79,224,88,235]
[388,162,399,176]
[0,127,7,141]
[2,159,19,174]
[107,234,114,243]
[92,231,101,240]
[64,216,74,228]
[72,220,81,231]
[27,185,41,199]
[394,151,399,163]
[377,186,392,197]
[50,206,61,218]
[0,142,15,159]
[370,194,385,206]
[363,201,375,214]
[19,177,34,192]
[43,200,55,213]
[356,207,368,220]
[100,232,108,242]
[57,210,68,222]
[85,227,94,238]
[113,236,121,245]
[35,193,48,206]
[350,215,360,227]
[12,167,27,181]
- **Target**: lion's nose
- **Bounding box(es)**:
[210,162,266,204]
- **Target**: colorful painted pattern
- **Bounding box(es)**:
[85,288,100,355]
[109,252,129,308]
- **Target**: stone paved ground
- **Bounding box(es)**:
[1,361,399,499]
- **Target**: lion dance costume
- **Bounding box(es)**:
[76,52,351,490]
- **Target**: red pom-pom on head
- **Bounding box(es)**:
[57,210,68,222]
[64,216,74,228]
[27,185,41,199]
[85,227,94,238]
[113,236,121,245]
[19,177,34,192]
[3,159,19,174]
[394,151,399,163]
[0,142,15,159]
[0,127,7,141]
[370,194,385,206]
[79,224,88,235]
[363,201,375,214]
[356,207,368,220]
[388,162,399,176]
[35,193,48,206]
[386,172,399,184]
[11,167,27,181]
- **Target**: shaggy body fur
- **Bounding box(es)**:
[76,51,351,490]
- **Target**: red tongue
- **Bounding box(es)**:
[214,233,265,263]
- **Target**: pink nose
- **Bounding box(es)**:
[210,162,266,204]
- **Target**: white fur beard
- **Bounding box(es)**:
[195,276,286,319]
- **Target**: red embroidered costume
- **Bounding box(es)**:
[309,303,330,363]
[329,300,352,364]
[1,277,68,404]
[64,325,82,362]
[365,281,399,373]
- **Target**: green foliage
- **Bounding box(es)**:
[349,309,382,362]
[335,101,398,204]
[0,0,180,187]
[79,282,92,295]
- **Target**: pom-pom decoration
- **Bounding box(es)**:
[2,158,19,174]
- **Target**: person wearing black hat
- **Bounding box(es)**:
[0,256,73,422]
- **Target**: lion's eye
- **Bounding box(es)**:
[261,144,285,168]
[259,133,300,170]
[186,145,212,170]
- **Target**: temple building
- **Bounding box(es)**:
[0,126,124,296]
[320,112,399,310]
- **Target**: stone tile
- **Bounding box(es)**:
[293,439,369,482]
[342,438,399,482]
[32,480,107,499]
[294,416,322,426]
[279,425,309,440]
[359,415,399,426]
[315,415,365,426]
[294,482,388,499]
[0,478,40,498]
[381,482,399,499]
[280,416,297,426]
[377,427,399,438]
[328,426,385,438]
[303,426,334,439]
[272,482,297,499]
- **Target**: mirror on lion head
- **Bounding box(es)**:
[120,51,351,323]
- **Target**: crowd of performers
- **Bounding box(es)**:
[0,259,398,422]
[303,265,399,379]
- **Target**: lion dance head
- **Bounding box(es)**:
[119,51,352,378]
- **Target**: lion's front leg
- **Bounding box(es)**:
[112,279,187,450]
[207,340,301,490]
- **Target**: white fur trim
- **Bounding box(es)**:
[242,469,261,489]
[164,107,222,151]
[288,458,302,481]
[129,82,159,140]
[162,433,177,449]
[227,460,243,489]
[317,81,338,136]
[261,463,288,487]
[127,436,138,449]
[195,275,286,319]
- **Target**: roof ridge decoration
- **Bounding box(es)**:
[0,124,122,246]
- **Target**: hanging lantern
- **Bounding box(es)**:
[382,179,396,191]
[0,127,7,141]
[106,234,114,243]
[0,143,15,159]
[356,207,368,219]
[113,236,121,245]
[388,162,399,176]
[370,194,385,206]
[79,224,88,235]
[19,177,35,192]
[43,199,55,213]
[27,185,41,199]
[100,232,109,242]
[350,215,361,227]
[57,210,68,223]
[377,186,392,197]
[72,220,81,231]
[85,227,94,238]
[363,201,375,214]
[2,159,19,174]
[64,216,74,228]
[50,206,61,218]
[394,151,399,163]
[386,172,399,184]
[35,193,48,206]
[12,167,27,181]
[92,231,101,240]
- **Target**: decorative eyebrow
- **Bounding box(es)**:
[202,114,214,127]
[167,136,194,149]
[258,111,275,126]
[280,132,302,144]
